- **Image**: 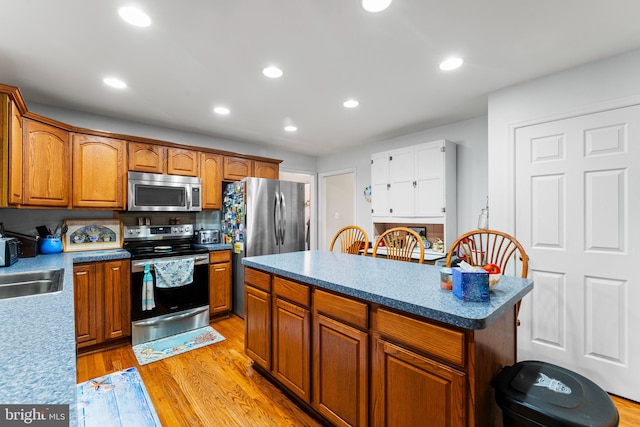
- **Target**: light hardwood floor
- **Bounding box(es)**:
[77,315,640,426]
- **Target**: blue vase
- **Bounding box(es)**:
[40,237,63,254]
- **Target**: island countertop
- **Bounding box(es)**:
[243,250,533,330]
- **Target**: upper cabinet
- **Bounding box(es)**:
[128,142,199,177]
[200,153,223,210]
[72,134,127,209]
[371,140,457,243]
[254,161,279,179]
[22,118,71,207]
[223,156,253,180]
[1,94,23,206]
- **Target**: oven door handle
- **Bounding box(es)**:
[131,255,209,271]
[132,306,209,327]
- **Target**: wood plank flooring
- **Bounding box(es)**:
[77,315,640,426]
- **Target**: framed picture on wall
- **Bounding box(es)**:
[62,219,123,252]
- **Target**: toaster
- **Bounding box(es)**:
[194,229,220,245]
[0,237,20,267]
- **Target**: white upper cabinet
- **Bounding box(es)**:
[371,139,456,224]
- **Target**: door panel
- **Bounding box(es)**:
[246,178,279,256]
[279,180,305,253]
[515,104,640,401]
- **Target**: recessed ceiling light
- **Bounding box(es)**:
[284,125,297,132]
[103,77,127,89]
[118,7,151,27]
[343,99,360,108]
[213,106,230,115]
[439,57,463,71]
[262,66,283,78]
[362,0,392,12]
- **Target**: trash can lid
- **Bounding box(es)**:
[492,361,619,427]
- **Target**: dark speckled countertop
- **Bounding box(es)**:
[0,249,130,423]
[243,250,533,330]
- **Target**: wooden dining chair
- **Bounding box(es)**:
[445,229,529,324]
[372,227,424,264]
[329,225,369,255]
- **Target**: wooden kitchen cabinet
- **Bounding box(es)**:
[313,290,369,427]
[209,250,231,317]
[22,118,70,207]
[74,259,131,350]
[72,134,127,209]
[0,94,23,206]
[272,277,311,403]
[223,156,253,180]
[254,160,279,179]
[128,142,199,176]
[244,268,272,370]
[200,152,223,209]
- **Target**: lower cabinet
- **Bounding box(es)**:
[74,259,131,350]
[209,250,231,317]
[371,338,467,426]
[243,267,507,427]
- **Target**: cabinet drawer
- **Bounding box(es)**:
[273,277,309,307]
[375,308,465,368]
[245,268,271,292]
[209,250,231,264]
[314,289,368,330]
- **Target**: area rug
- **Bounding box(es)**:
[77,367,161,427]
[132,325,225,365]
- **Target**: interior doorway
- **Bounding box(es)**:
[319,170,356,250]
[279,170,315,250]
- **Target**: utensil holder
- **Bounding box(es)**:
[40,236,63,254]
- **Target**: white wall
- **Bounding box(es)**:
[28,103,318,173]
[488,48,640,233]
[316,116,488,239]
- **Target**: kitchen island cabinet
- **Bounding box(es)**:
[243,250,533,427]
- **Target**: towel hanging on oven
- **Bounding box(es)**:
[142,263,156,311]
[153,257,195,288]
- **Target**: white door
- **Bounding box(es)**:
[515,105,640,401]
[414,142,444,217]
[389,148,414,216]
[321,171,355,250]
[371,152,390,218]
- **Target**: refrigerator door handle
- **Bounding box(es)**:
[280,191,286,244]
[274,191,280,246]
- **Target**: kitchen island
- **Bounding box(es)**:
[242,250,533,427]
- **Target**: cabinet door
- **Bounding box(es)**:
[272,297,311,403]
[245,284,272,370]
[209,251,231,315]
[200,153,223,209]
[224,156,253,180]
[313,314,368,427]
[72,134,127,209]
[128,141,165,173]
[389,148,415,216]
[414,142,444,217]
[371,338,467,427]
[7,98,23,205]
[371,152,390,217]
[254,161,279,179]
[22,119,70,206]
[74,264,102,347]
[102,260,131,341]
[167,147,199,176]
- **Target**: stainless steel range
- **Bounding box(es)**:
[124,224,210,345]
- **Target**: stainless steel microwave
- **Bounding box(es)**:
[127,171,202,212]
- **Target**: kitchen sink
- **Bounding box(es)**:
[0,269,64,300]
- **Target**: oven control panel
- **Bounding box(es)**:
[124,224,193,240]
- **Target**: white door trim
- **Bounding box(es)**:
[319,168,357,250]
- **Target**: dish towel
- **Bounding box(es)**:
[142,263,155,311]
[153,258,195,288]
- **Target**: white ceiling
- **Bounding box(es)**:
[2,1,640,156]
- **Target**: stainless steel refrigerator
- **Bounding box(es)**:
[222,177,306,317]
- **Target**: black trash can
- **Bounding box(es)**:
[492,360,619,427]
